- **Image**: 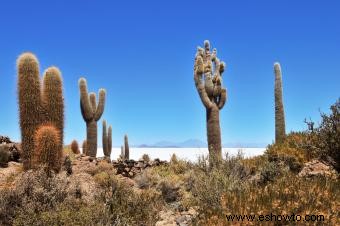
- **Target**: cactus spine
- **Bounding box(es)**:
[274,62,286,143]
[193,41,227,162]
[33,124,62,173]
[17,53,64,170]
[102,120,112,159]
[79,78,106,158]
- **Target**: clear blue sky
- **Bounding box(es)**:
[0,0,339,146]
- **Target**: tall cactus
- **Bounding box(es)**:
[193,41,227,162]
[79,78,106,157]
[274,62,286,143]
[17,53,64,170]
[102,120,112,159]
[42,67,64,145]
[124,134,129,160]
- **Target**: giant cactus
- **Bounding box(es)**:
[17,53,64,170]
[102,120,112,159]
[274,62,286,143]
[79,78,106,157]
[193,40,227,162]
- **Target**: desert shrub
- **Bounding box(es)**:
[141,153,150,162]
[157,178,181,203]
[310,99,340,171]
[134,168,159,189]
[266,132,310,172]
[63,155,72,175]
[0,145,9,167]
[0,168,69,225]
[258,161,282,184]
[70,140,80,154]
[106,178,163,225]
[86,160,115,176]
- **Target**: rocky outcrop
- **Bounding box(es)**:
[112,158,168,178]
[155,207,198,226]
[0,136,21,167]
[298,160,338,179]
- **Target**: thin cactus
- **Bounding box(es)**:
[274,62,286,143]
[124,134,129,160]
[193,40,227,163]
[120,145,125,160]
[82,140,87,155]
[79,78,106,158]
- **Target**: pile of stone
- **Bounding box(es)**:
[155,207,198,226]
[298,159,338,179]
[112,158,168,178]
[0,135,21,167]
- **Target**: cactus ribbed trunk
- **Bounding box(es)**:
[86,120,97,157]
[193,41,227,164]
[206,105,222,160]
[274,63,286,143]
[79,78,106,158]
[124,135,129,160]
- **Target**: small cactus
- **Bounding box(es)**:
[102,120,112,159]
[71,140,80,154]
[33,124,63,173]
[124,134,130,160]
[120,145,125,160]
[274,62,286,143]
[79,78,106,158]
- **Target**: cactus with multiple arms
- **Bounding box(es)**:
[274,62,286,143]
[102,120,112,159]
[79,78,106,157]
[17,53,64,170]
[193,40,227,162]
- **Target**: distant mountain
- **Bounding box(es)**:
[223,142,268,148]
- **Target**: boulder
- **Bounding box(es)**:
[298,160,338,179]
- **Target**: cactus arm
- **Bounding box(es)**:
[194,55,213,109]
[79,78,93,122]
[89,93,97,115]
[108,125,112,156]
[94,89,106,121]
[218,88,227,109]
[102,120,108,156]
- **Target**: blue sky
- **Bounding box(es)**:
[0,0,339,146]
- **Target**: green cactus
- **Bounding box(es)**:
[79,78,106,158]
[102,120,112,159]
[124,134,130,160]
[17,53,64,170]
[33,124,62,173]
[274,62,286,143]
[193,41,227,163]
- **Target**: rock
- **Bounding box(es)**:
[298,160,338,179]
